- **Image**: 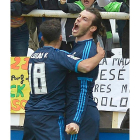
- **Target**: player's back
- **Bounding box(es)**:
[25,46,69,116]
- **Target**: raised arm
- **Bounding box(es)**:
[58,0,83,13]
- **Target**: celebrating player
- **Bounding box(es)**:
[22,19,105,140]
[65,8,106,140]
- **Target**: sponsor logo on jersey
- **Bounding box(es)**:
[30,52,48,59]
[67,52,80,60]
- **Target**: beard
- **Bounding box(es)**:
[72,25,91,38]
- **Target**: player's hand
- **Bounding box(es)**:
[60,0,66,4]
[97,42,105,58]
[65,123,79,135]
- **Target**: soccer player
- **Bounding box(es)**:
[65,8,106,140]
[58,0,129,57]
[22,19,105,140]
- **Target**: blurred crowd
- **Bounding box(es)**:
[11,0,129,58]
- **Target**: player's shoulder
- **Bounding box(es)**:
[29,47,50,62]
[59,49,70,53]
[91,40,96,47]
[80,39,96,50]
[47,48,72,62]
[87,39,96,46]
[51,48,71,56]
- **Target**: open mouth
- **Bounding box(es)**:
[72,23,79,33]
[84,0,89,5]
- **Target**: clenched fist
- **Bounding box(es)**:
[65,123,79,135]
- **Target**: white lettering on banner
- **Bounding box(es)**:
[93,58,130,112]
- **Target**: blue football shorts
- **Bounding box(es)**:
[22,114,65,140]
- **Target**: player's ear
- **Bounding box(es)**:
[41,36,44,41]
[59,35,62,41]
[90,26,97,33]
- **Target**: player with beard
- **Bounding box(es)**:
[22,19,105,140]
[59,0,129,58]
[64,8,106,140]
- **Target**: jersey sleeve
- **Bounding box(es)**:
[72,91,89,126]
[50,49,83,72]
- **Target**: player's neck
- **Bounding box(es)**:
[44,42,60,49]
[76,34,93,42]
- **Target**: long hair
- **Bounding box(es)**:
[86,7,106,39]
